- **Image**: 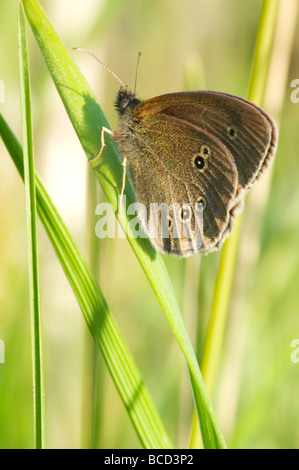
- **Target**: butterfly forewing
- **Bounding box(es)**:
[136,91,278,199]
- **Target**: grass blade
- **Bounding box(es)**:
[0,111,173,449]
[189,0,279,448]
[17,2,45,449]
[203,0,279,393]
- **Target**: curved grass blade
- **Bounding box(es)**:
[0,112,173,449]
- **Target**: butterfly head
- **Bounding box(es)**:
[115,87,141,116]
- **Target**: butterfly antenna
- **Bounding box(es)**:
[72,47,127,89]
[133,52,142,96]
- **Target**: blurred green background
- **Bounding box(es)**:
[0,0,299,449]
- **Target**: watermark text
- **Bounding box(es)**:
[290,339,299,364]
[95,197,204,252]
[0,80,4,104]
[290,79,299,103]
[0,340,4,364]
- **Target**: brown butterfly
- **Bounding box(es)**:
[111,88,277,256]
[75,49,278,256]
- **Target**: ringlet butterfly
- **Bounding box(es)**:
[75,49,278,257]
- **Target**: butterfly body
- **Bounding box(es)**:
[113,87,278,256]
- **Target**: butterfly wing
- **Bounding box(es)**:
[135,91,278,198]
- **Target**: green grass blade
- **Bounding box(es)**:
[17,2,45,449]
[21,0,226,448]
[189,0,279,448]
[81,169,103,448]
[0,112,173,449]
[248,0,279,104]
[203,0,279,393]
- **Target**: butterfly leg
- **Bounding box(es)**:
[118,155,127,215]
[89,126,126,215]
[88,126,113,163]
